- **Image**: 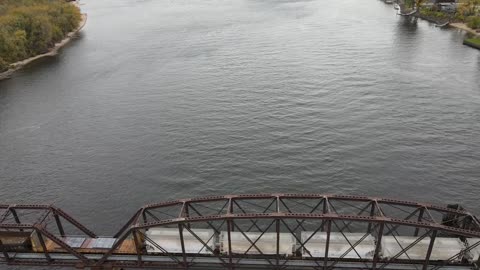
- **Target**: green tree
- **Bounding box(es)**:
[0,0,81,71]
[0,57,9,72]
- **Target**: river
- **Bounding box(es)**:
[0,0,479,235]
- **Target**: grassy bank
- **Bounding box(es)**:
[464,37,480,49]
[466,37,480,45]
[0,0,82,72]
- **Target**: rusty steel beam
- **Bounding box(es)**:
[291,198,325,232]
[51,207,97,238]
[244,199,276,232]
[339,202,372,232]
[367,201,376,233]
[35,229,51,262]
[430,239,480,270]
[183,226,229,267]
[53,212,65,237]
[423,230,437,270]
[97,228,133,266]
[4,258,470,270]
[132,212,480,238]
[415,207,425,236]
[9,208,21,224]
[133,229,142,265]
[378,230,432,270]
[4,204,52,210]
[35,209,51,226]
[326,221,371,270]
[141,232,182,264]
[280,218,322,269]
[372,222,385,270]
[0,207,12,223]
[0,223,33,229]
[385,208,421,235]
[323,219,332,270]
[178,223,188,269]
[142,195,471,216]
[227,198,233,269]
[114,208,142,238]
[37,226,89,263]
[0,239,9,261]
[187,204,222,234]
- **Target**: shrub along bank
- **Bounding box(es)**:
[0,0,81,72]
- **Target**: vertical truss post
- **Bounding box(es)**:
[10,208,20,224]
[178,223,188,270]
[54,212,65,237]
[415,208,425,236]
[180,202,190,229]
[323,219,332,270]
[98,228,133,266]
[368,201,376,233]
[227,198,234,270]
[36,229,51,262]
[423,230,437,270]
[462,216,471,230]
[185,203,190,229]
[142,210,147,224]
[276,218,280,269]
[53,207,97,238]
[133,229,142,265]
[322,197,330,231]
[372,222,384,270]
[276,196,280,269]
[0,239,10,261]
[114,209,142,238]
[10,208,23,232]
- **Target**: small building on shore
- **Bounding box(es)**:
[426,0,457,12]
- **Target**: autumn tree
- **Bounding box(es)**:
[0,0,81,72]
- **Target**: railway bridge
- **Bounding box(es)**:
[1,194,480,270]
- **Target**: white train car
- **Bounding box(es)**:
[220,231,296,255]
[301,232,375,259]
[465,238,480,262]
[145,228,216,254]
[381,236,464,261]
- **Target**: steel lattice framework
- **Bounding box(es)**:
[1,194,480,270]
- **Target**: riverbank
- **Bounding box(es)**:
[415,13,449,25]
[0,5,87,81]
[463,37,480,49]
[450,22,480,36]
[398,2,480,38]
[412,11,480,50]
[415,15,480,49]
[416,15,480,36]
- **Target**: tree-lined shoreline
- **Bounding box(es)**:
[0,0,83,73]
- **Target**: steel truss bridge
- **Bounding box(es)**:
[1,194,480,270]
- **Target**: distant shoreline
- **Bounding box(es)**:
[398,4,479,38]
[0,11,87,81]
[416,13,479,36]
[449,22,479,36]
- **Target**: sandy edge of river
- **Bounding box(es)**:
[449,23,480,36]
[0,11,87,81]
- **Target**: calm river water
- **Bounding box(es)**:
[0,0,479,234]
